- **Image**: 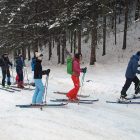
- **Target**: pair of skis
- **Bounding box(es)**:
[0,86,21,93]
[52,91,98,104]
[106,95,140,104]
[16,103,68,110]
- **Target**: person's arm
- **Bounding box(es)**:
[133,61,140,74]
[7,58,12,67]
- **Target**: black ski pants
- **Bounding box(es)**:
[2,68,11,86]
[121,76,140,96]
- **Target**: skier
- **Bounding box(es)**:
[120,51,140,100]
[32,53,50,105]
[0,53,12,87]
[15,54,25,88]
[66,53,87,101]
[30,50,38,86]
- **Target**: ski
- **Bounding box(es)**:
[53,91,90,98]
[127,95,140,100]
[50,99,99,104]
[10,85,35,91]
[0,87,15,93]
[16,103,68,108]
[7,87,21,92]
[106,101,140,104]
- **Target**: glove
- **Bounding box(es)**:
[46,69,50,76]
[81,67,87,73]
[42,69,51,76]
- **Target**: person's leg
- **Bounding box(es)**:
[121,78,132,97]
[20,69,24,88]
[133,76,140,94]
[7,69,11,86]
[72,76,80,99]
[2,70,6,87]
[35,79,44,104]
[67,75,80,100]
[32,79,39,104]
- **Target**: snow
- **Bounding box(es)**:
[0,17,140,140]
[0,63,140,140]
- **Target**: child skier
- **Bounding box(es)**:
[66,53,87,101]
[0,53,12,87]
[32,53,50,105]
[120,51,140,100]
[15,54,25,88]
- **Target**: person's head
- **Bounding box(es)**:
[36,53,43,60]
[3,53,8,58]
[74,53,82,61]
[34,50,38,57]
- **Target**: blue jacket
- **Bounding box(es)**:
[125,54,140,79]
[31,57,36,71]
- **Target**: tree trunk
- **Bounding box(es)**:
[78,24,81,54]
[61,31,66,64]
[74,29,77,55]
[28,46,31,60]
[102,16,106,56]
[114,0,117,45]
[49,37,52,60]
[135,0,140,21]
[22,47,26,59]
[90,6,98,65]
[57,36,61,64]
[122,0,128,50]
[70,30,73,53]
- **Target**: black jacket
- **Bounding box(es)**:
[34,59,46,79]
[0,55,12,70]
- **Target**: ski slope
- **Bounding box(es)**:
[0,18,140,140]
[0,63,140,140]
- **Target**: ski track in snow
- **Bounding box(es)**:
[0,63,140,140]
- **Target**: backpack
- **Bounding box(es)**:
[67,56,73,75]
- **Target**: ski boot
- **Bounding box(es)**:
[118,94,131,103]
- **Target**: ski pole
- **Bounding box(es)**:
[78,72,86,104]
[25,67,30,88]
[43,69,50,103]
[11,67,15,84]
[44,75,49,103]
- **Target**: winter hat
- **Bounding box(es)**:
[74,53,82,59]
[36,52,43,58]
[3,53,8,56]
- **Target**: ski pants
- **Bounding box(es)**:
[2,68,11,86]
[16,69,23,82]
[67,75,80,100]
[32,79,44,104]
[121,76,140,95]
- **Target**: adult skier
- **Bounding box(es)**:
[0,53,12,87]
[66,53,87,101]
[15,54,25,88]
[32,53,50,105]
[120,51,140,99]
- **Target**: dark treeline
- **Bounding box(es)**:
[0,0,139,64]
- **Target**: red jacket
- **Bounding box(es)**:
[72,58,81,77]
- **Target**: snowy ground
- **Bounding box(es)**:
[0,63,140,140]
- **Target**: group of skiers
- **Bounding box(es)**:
[0,50,140,104]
